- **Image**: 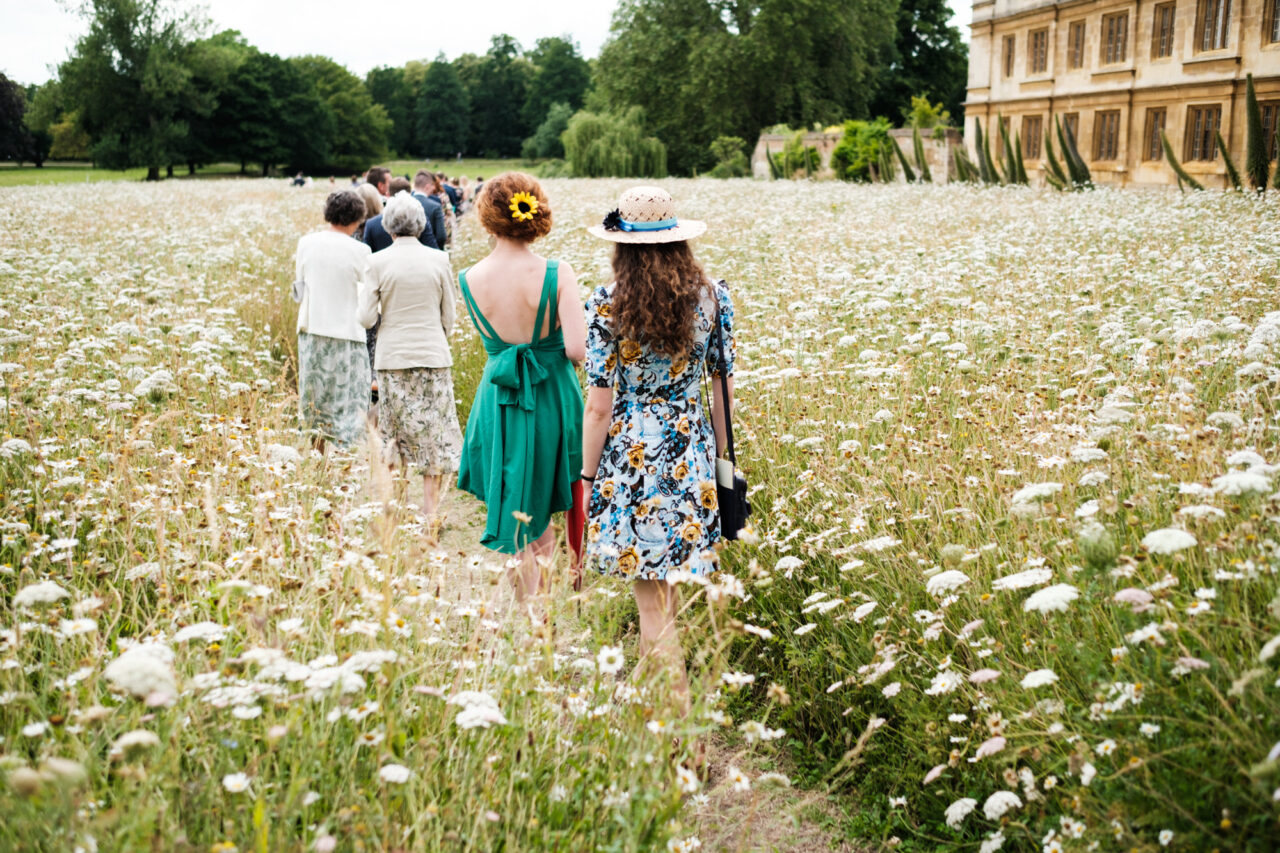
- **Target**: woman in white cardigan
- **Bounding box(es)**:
[358,193,462,520]
[294,190,372,449]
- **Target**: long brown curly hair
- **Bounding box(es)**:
[611,241,711,357]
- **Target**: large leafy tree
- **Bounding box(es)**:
[173,29,252,174]
[416,57,470,158]
[0,74,34,163]
[867,0,968,124]
[59,0,202,180]
[593,0,724,174]
[595,0,898,174]
[462,35,533,157]
[290,55,390,169]
[217,50,333,175]
[521,36,591,130]
[366,65,415,156]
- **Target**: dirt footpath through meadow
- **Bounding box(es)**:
[414,484,865,853]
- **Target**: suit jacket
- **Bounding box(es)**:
[412,192,447,249]
[360,214,394,253]
[361,205,441,253]
[356,239,455,370]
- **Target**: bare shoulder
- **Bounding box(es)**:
[555,258,578,286]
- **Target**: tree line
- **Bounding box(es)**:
[0,0,966,179]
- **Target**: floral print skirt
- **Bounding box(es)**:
[378,367,463,476]
[297,332,370,447]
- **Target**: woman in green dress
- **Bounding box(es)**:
[457,173,585,604]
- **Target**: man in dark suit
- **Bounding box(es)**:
[360,212,394,252]
[364,176,441,252]
[412,170,448,249]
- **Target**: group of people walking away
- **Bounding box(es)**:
[293,171,737,715]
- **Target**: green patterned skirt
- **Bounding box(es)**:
[297,332,370,447]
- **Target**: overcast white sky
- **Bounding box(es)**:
[2,0,970,87]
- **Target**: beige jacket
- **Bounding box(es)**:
[357,238,456,370]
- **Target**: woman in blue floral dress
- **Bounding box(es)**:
[582,186,735,705]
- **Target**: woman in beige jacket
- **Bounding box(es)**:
[357,193,462,520]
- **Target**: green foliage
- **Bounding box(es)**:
[1216,130,1243,191]
[522,102,574,160]
[1042,125,1070,190]
[1162,129,1204,191]
[995,117,1027,185]
[831,118,892,182]
[952,147,977,183]
[366,66,416,157]
[903,94,951,131]
[973,120,1000,185]
[416,58,470,159]
[217,51,333,174]
[869,0,969,126]
[0,73,33,163]
[891,137,916,182]
[561,107,667,177]
[48,112,91,160]
[58,0,202,180]
[461,35,532,158]
[1057,117,1093,188]
[911,125,932,183]
[18,81,59,166]
[521,37,592,131]
[707,135,750,178]
[173,29,250,173]
[289,56,391,170]
[876,142,896,182]
[1244,74,1271,192]
[769,130,822,179]
[594,0,898,175]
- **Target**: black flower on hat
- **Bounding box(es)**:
[602,209,623,231]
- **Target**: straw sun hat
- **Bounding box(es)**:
[587,186,706,244]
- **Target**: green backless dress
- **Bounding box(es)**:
[457,260,584,554]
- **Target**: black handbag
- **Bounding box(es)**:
[711,292,751,540]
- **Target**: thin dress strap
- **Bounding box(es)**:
[532,260,560,342]
[458,269,502,342]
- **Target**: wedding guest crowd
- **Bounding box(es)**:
[292,170,739,721]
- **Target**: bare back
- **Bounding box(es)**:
[462,244,585,364]
[464,250,558,343]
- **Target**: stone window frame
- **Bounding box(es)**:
[1194,0,1231,52]
[1063,112,1081,145]
[1151,2,1177,58]
[1261,102,1280,161]
[1093,110,1122,160]
[1142,107,1167,160]
[1067,20,1088,69]
[1023,115,1044,158]
[1028,28,1050,74]
[1003,34,1017,78]
[1265,0,1280,44]
[1183,104,1222,161]
[1101,11,1130,65]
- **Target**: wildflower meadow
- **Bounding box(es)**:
[1,178,1279,851]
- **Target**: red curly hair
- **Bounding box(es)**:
[477,172,553,243]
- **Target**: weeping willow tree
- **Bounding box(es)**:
[561,107,667,177]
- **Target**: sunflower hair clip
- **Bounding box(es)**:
[509,191,539,222]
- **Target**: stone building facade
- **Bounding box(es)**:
[965,0,1280,187]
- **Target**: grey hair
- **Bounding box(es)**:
[383,191,426,238]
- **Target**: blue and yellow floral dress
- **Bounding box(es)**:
[584,281,736,580]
